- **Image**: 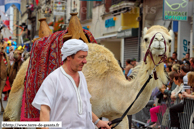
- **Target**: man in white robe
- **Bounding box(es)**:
[32,39,111,129]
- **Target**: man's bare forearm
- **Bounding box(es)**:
[40,105,50,129]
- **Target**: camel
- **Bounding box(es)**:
[23,52,31,61]
[9,49,23,86]
[3,25,173,129]
[0,37,10,113]
[84,26,172,128]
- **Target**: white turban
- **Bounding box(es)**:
[61,39,88,61]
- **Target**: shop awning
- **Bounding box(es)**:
[95,34,117,40]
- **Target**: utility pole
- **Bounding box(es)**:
[16,8,19,44]
[27,0,29,27]
[192,0,194,57]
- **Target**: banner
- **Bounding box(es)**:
[5,0,21,13]
[163,0,189,21]
[3,20,10,29]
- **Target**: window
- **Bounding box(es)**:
[86,1,93,19]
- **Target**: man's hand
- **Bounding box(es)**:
[178,93,183,100]
[92,112,111,129]
[182,92,189,98]
[96,120,111,129]
[171,97,176,101]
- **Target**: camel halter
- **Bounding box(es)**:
[143,32,167,80]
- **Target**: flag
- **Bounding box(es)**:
[35,0,39,5]
[0,0,4,6]
[5,0,21,13]
[3,20,10,29]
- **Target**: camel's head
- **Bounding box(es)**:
[143,25,173,57]
[23,52,31,61]
[13,49,23,61]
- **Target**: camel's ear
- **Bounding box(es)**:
[168,30,174,38]
[143,27,148,36]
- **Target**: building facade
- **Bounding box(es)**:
[78,0,141,67]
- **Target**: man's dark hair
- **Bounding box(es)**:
[173,52,177,56]
[183,59,190,65]
[131,58,136,61]
[174,73,184,83]
[169,71,177,84]
[63,54,75,62]
[181,65,190,73]
[167,64,172,72]
[186,52,190,55]
[126,59,131,64]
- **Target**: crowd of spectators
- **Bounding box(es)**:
[147,52,194,128]
[124,52,194,128]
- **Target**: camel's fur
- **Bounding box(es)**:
[0,41,10,112]
[3,25,172,129]
[23,52,31,61]
[3,58,29,121]
[9,49,23,86]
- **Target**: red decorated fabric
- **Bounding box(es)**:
[3,77,11,93]
[20,29,97,121]
[84,29,97,43]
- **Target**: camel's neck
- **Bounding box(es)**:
[0,54,2,60]
[132,56,168,93]
[0,53,6,63]
[13,60,23,71]
[113,56,168,114]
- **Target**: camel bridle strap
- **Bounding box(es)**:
[100,74,153,129]
[143,32,167,80]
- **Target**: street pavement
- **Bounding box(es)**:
[0,99,7,129]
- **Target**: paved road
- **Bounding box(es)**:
[0,99,7,129]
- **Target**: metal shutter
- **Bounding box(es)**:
[124,37,139,67]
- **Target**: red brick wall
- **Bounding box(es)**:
[105,0,112,12]
[80,1,87,21]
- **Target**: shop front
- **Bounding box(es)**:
[117,28,139,67]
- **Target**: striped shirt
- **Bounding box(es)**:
[183,73,191,91]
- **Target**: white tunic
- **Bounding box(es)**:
[172,83,184,98]
[32,66,95,129]
[171,83,184,104]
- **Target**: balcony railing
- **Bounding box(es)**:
[111,0,136,5]
[109,0,135,15]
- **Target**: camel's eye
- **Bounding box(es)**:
[144,38,148,42]
[168,39,171,43]
[1,47,3,49]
